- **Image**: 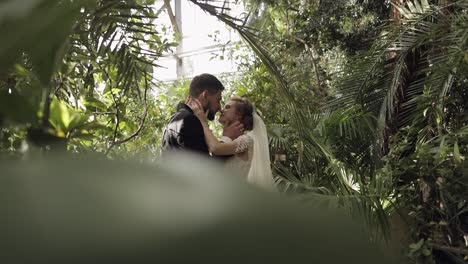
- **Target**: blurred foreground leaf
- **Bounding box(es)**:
[0,152,393,263]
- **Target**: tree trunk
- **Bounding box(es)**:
[390,0,405,22]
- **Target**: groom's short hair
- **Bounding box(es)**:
[189,73,224,97]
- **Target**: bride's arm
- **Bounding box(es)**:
[199,121,246,155]
[187,97,247,155]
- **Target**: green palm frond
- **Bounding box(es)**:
[191,0,339,168]
[328,0,466,143]
[392,0,431,20]
[268,123,289,151]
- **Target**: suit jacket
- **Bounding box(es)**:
[161,103,209,156]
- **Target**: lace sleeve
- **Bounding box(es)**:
[234,134,253,154]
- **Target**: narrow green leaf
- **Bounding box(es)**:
[413,0,423,13]
[421,0,430,10]
[406,1,417,14]
[454,141,461,164]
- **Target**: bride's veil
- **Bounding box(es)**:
[246,112,275,190]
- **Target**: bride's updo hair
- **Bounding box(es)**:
[230,97,254,131]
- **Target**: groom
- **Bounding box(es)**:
[161,73,243,157]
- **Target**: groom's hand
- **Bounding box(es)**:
[223,121,244,140]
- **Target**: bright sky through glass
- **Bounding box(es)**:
[153,1,245,82]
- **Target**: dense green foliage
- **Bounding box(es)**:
[0,0,178,158]
[196,0,467,262]
[0,0,466,263]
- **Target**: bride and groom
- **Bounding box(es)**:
[161,73,274,190]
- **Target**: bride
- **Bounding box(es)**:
[187,97,275,190]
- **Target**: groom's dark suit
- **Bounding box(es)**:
[161,103,210,156]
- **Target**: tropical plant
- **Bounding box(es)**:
[194,1,467,262]
[0,0,176,157]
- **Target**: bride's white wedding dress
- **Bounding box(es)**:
[223,113,275,190]
[225,134,254,179]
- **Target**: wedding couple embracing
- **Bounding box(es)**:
[161,73,275,190]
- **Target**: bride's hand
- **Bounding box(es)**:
[187,97,208,124]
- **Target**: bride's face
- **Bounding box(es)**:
[219,100,240,125]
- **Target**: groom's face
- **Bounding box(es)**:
[204,91,222,121]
